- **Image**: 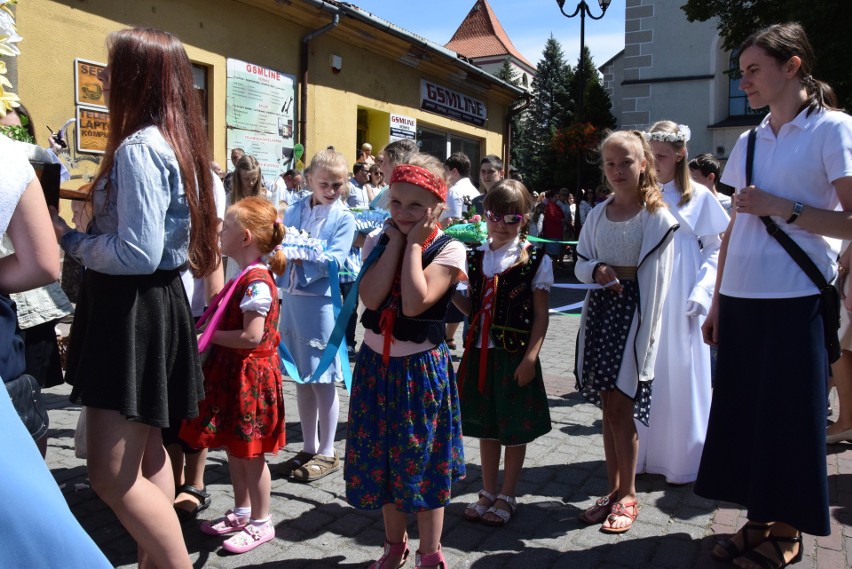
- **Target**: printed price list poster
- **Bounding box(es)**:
[226,58,297,181]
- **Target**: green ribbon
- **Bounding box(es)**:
[526,236,578,245]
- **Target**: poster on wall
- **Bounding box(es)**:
[390,113,416,142]
[226,58,296,182]
[420,79,486,127]
[74,58,107,108]
[76,105,110,154]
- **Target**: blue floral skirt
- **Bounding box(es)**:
[344,343,465,513]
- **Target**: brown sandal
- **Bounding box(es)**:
[291,453,340,482]
[711,522,772,561]
[578,493,616,525]
[276,450,316,477]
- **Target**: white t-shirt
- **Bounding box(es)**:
[180,171,227,316]
[441,185,464,221]
[239,264,273,316]
[720,108,852,298]
[470,238,554,348]
[453,176,480,202]
[361,229,468,357]
[0,135,34,234]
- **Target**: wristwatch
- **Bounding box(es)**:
[786,201,804,224]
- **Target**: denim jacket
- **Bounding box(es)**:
[0,235,72,328]
[61,125,191,275]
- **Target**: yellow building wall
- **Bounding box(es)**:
[15,0,512,197]
[305,32,507,160]
[17,0,303,172]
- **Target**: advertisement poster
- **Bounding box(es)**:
[420,79,487,127]
[390,113,417,142]
[226,58,296,182]
[76,105,110,154]
[74,58,107,108]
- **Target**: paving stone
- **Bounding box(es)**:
[40,267,850,568]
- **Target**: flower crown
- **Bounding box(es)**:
[643,124,691,144]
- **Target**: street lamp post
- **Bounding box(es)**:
[556,0,611,192]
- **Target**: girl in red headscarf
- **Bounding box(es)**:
[345,153,467,569]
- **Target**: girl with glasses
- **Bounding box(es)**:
[453,179,553,528]
[364,163,384,203]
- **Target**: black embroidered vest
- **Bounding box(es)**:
[361,234,458,344]
[467,246,544,352]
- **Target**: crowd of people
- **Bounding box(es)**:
[1,21,850,569]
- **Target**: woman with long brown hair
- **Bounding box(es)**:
[51,28,218,568]
[230,154,267,204]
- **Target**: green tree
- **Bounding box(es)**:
[514,36,574,192]
[682,0,852,111]
[494,58,520,87]
[559,46,616,191]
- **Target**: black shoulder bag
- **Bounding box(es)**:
[745,128,841,363]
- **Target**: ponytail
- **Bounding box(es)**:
[267,221,287,276]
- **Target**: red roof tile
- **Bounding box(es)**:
[445,0,536,70]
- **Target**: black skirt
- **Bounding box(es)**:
[65,269,205,428]
[695,294,829,536]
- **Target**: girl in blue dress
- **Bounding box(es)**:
[277,149,355,482]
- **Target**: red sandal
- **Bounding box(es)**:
[600,500,639,534]
[369,537,410,569]
[415,545,446,569]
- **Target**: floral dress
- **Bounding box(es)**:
[180,267,285,458]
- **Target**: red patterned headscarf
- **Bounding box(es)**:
[389,164,447,202]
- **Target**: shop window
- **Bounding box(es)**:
[417,127,448,159]
[192,64,209,131]
[450,134,481,185]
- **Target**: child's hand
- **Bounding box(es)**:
[408,204,445,245]
[594,263,623,294]
[514,358,536,387]
[383,219,403,244]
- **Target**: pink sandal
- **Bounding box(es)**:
[369,537,410,569]
[415,546,447,569]
[200,510,249,536]
[221,521,275,554]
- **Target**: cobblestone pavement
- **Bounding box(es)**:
[45,265,851,568]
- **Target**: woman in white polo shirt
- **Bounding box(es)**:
[695,23,852,569]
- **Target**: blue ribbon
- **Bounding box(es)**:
[277,238,388,393]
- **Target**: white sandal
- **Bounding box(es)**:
[463,489,496,522]
[481,494,517,527]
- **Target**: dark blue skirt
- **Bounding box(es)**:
[694,294,829,536]
[344,343,465,513]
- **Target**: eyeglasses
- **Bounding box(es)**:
[485,210,524,225]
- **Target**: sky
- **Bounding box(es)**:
[346,0,626,71]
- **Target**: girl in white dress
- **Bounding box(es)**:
[637,121,729,484]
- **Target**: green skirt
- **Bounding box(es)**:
[458,347,551,445]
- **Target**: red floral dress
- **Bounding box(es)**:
[180,267,285,458]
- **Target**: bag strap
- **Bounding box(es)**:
[277,233,389,393]
[196,258,262,353]
[745,128,831,290]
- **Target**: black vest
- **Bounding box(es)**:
[361,234,458,344]
[467,246,544,352]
